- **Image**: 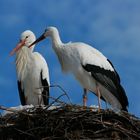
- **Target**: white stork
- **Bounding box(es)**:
[29,26,128,111]
[10,30,50,106]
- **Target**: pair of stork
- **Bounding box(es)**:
[10,27,129,112]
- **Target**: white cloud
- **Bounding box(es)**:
[0,14,25,28]
[0,76,14,88]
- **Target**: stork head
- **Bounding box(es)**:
[10,30,36,55]
[28,26,59,48]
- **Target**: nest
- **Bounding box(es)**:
[0,103,140,140]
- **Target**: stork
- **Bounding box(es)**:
[10,30,50,106]
[29,26,128,111]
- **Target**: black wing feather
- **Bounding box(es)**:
[40,70,49,105]
[82,63,128,111]
[107,59,120,83]
[17,81,26,105]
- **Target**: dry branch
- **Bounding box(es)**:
[0,103,140,140]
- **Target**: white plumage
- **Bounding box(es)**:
[30,27,128,111]
[10,30,50,106]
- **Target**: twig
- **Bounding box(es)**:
[0,104,140,139]
[14,128,36,138]
[37,84,72,104]
[45,93,68,110]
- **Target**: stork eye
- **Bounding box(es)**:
[26,36,29,39]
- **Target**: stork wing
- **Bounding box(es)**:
[82,62,128,111]
[107,59,120,83]
[33,52,50,105]
[40,70,49,105]
[17,81,26,105]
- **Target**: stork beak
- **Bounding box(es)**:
[10,39,26,56]
[28,33,46,48]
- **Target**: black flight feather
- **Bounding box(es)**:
[17,81,26,105]
[40,70,49,105]
[82,63,128,111]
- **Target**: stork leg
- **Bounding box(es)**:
[38,94,40,106]
[83,88,87,107]
[96,83,101,112]
[37,93,42,106]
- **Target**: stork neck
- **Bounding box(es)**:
[51,30,62,47]
[16,47,33,80]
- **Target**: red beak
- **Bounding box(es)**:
[10,39,26,56]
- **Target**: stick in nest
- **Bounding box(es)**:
[36,84,72,104]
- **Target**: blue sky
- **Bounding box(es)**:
[0,0,140,116]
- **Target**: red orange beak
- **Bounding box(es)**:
[10,39,26,56]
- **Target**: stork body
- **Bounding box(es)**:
[30,27,128,111]
[11,30,50,106]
